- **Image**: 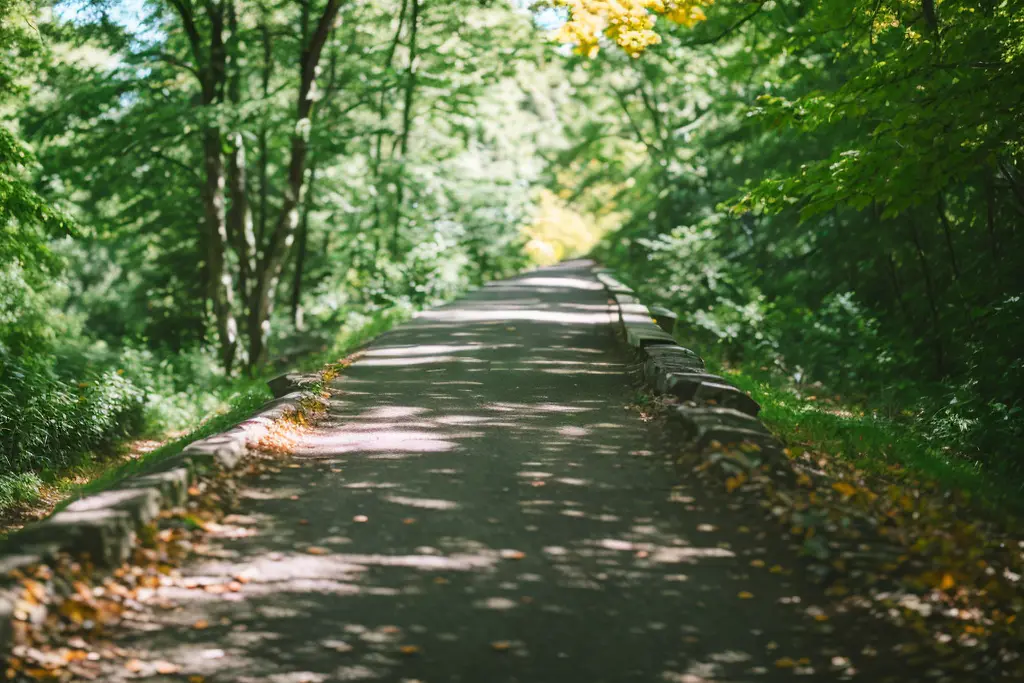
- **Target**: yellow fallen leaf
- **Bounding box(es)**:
[725,475,745,493]
[399,645,420,655]
[775,657,796,668]
[500,550,526,560]
[189,676,206,683]
[306,546,330,555]
[940,573,956,591]
[832,482,856,498]
[154,661,180,674]
[124,659,144,673]
[193,619,210,630]
[737,591,754,599]
[491,641,511,652]
[814,614,829,622]
[749,559,765,568]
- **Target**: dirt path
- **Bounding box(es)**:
[99,262,928,682]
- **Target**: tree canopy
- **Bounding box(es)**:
[1,0,1023,503]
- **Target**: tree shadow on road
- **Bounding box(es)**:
[103,262,937,683]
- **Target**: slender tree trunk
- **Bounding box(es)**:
[936,192,960,279]
[201,126,238,374]
[985,168,1000,266]
[390,0,421,257]
[170,0,238,374]
[371,0,409,237]
[256,19,273,249]
[226,1,255,318]
[291,162,318,330]
[248,0,345,370]
[885,251,911,321]
[909,220,945,377]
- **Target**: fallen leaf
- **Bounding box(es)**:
[154,661,180,674]
[353,515,368,523]
[737,591,754,599]
[491,641,511,652]
[306,546,330,555]
[399,645,420,656]
[124,659,144,673]
[832,482,856,498]
[500,550,526,560]
[193,619,210,630]
[775,657,796,668]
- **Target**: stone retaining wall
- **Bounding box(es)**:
[0,380,317,656]
[596,267,795,484]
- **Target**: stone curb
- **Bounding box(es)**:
[0,387,310,658]
[596,265,783,467]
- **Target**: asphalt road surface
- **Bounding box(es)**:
[103,262,924,683]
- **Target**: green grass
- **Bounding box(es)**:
[705,355,1024,518]
[0,473,45,511]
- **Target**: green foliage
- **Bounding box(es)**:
[1,0,577,511]
[0,472,43,511]
[566,0,1024,496]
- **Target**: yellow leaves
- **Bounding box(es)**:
[775,656,811,669]
[940,573,956,591]
[491,640,512,652]
[305,546,330,555]
[551,0,713,58]
[399,645,421,656]
[737,591,754,599]
[831,481,857,498]
[725,472,747,493]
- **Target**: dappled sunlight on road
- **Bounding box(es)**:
[97,262,922,682]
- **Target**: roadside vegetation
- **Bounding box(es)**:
[2,0,1023,527]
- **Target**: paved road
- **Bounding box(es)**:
[108,262,918,682]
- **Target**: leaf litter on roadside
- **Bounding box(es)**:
[667,395,1024,680]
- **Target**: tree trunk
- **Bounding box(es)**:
[247,0,345,370]
[226,1,255,316]
[371,0,409,238]
[291,162,318,330]
[256,19,273,249]
[201,127,238,374]
[909,220,945,377]
[936,192,960,279]
[390,0,421,257]
[170,0,238,374]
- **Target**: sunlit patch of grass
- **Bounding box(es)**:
[0,473,44,510]
[709,359,1024,518]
